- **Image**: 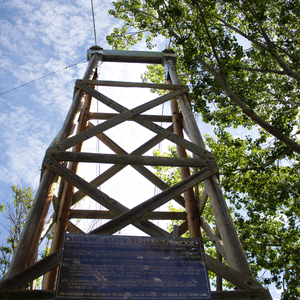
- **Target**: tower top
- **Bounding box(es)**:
[87,46,176,64]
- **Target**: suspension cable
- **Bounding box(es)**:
[91,0,98,45]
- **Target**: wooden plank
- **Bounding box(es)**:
[211,290,272,300]
[79,79,185,90]
[50,85,188,151]
[90,165,219,235]
[204,254,263,290]
[43,158,171,238]
[200,217,227,260]
[89,112,172,123]
[0,250,61,289]
[47,151,211,167]
[69,210,187,220]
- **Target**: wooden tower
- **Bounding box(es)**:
[0,47,272,299]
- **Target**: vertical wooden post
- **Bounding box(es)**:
[6,53,101,279]
[170,93,201,239]
[42,78,97,290]
[164,56,252,277]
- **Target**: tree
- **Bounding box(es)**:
[0,185,34,275]
[107,1,300,299]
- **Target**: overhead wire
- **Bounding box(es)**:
[0,58,86,97]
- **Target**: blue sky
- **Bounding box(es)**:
[0,0,164,198]
[0,0,172,236]
[0,1,280,298]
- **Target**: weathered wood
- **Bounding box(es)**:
[0,250,61,289]
[79,79,185,90]
[4,53,100,280]
[67,221,85,234]
[47,151,210,168]
[50,85,188,151]
[216,228,223,291]
[200,217,227,260]
[5,170,56,277]
[165,56,253,278]
[198,189,208,216]
[43,158,171,238]
[72,124,185,208]
[176,221,189,237]
[69,210,187,220]
[211,290,272,300]
[89,112,172,123]
[43,79,96,291]
[87,48,176,64]
[90,165,219,235]
[171,94,201,239]
[74,82,214,159]
[204,254,264,290]
[133,115,214,159]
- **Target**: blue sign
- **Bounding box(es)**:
[56,234,211,299]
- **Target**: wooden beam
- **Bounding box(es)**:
[79,79,185,90]
[90,165,219,235]
[75,82,214,159]
[43,158,171,238]
[5,170,56,277]
[67,221,85,234]
[170,93,201,239]
[0,250,61,289]
[198,189,208,216]
[211,290,272,300]
[89,112,172,123]
[5,53,100,279]
[50,85,188,151]
[72,124,185,208]
[204,254,263,290]
[47,151,211,168]
[200,217,227,260]
[87,48,176,64]
[69,210,187,220]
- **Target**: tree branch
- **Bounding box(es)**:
[195,55,300,154]
[232,66,286,75]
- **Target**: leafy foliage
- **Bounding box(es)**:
[107,1,300,298]
[0,185,34,275]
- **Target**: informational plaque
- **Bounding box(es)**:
[56,234,211,299]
